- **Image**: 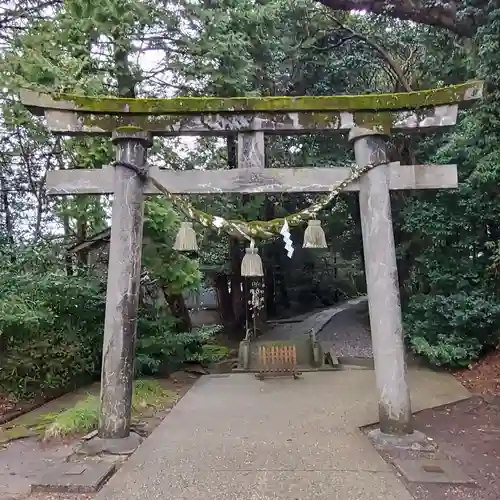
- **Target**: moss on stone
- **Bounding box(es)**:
[297,112,341,129]
[354,111,394,133]
[115,125,144,132]
[75,109,422,135]
[53,81,483,115]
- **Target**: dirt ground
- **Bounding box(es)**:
[0,394,40,426]
[370,349,500,500]
[454,348,500,396]
[0,395,17,421]
[373,395,500,500]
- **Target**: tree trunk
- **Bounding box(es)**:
[263,198,276,317]
[226,134,246,334]
[230,237,245,329]
[62,209,73,276]
[0,176,15,264]
[164,290,192,332]
[76,219,89,267]
[214,272,234,327]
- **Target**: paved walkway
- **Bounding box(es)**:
[96,369,470,500]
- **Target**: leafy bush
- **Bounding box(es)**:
[0,269,106,398]
[404,290,500,367]
[136,317,223,374]
[0,247,222,399]
[195,343,231,363]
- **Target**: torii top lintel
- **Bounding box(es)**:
[19,81,483,136]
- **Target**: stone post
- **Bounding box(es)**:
[349,127,413,435]
[237,131,265,364]
[237,131,265,169]
[98,130,152,439]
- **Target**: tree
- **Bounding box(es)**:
[317,0,483,36]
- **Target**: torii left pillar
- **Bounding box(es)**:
[99,130,152,441]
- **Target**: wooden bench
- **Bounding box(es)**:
[256,344,301,380]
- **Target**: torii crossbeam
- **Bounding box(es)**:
[20,81,483,443]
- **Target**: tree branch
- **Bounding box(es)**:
[328,15,412,91]
[317,0,476,37]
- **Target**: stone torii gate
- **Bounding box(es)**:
[20,81,483,443]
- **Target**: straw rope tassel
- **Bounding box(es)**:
[303,220,327,249]
[173,221,198,251]
[241,240,263,277]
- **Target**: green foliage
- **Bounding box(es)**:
[0,259,106,398]
[409,335,483,368]
[0,245,210,400]
[397,4,500,367]
[131,379,176,411]
[3,0,500,376]
[136,316,224,374]
[197,344,231,363]
[142,198,201,296]
[404,291,500,367]
[43,395,100,440]
[135,311,180,375]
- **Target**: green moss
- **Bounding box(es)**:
[115,125,144,132]
[297,112,340,129]
[0,425,35,444]
[42,396,99,440]
[53,81,483,115]
[354,111,394,133]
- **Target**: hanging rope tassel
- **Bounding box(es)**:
[303,219,327,249]
[241,240,263,277]
[173,221,199,251]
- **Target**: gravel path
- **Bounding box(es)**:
[317,301,373,358]
[260,298,374,359]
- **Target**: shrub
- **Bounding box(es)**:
[404,290,500,367]
[136,318,224,374]
[0,270,106,398]
[0,244,222,399]
[196,343,231,363]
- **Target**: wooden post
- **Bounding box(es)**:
[99,130,152,439]
[349,126,413,435]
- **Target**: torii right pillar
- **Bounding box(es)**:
[349,127,412,435]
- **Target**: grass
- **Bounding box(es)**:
[40,379,176,441]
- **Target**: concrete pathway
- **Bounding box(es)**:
[96,369,470,500]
